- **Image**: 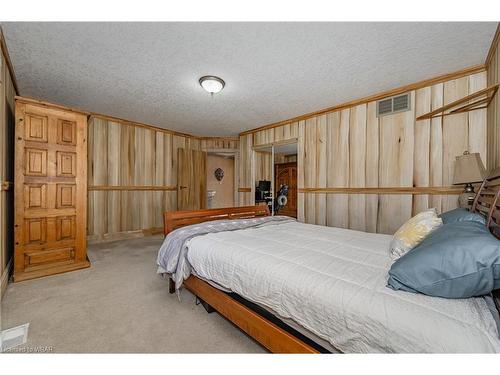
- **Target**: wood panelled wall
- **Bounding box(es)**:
[0,33,16,297]
[200,137,239,150]
[487,25,500,171]
[239,71,487,234]
[238,134,253,205]
[87,116,238,242]
[254,152,272,187]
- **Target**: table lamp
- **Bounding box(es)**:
[453,151,486,208]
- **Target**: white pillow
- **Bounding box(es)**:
[389,208,443,261]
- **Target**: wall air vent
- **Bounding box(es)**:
[377,98,393,116]
[376,93,411,117]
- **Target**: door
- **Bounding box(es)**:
[177,149,207,210]
[14,102,89,281]
[275,162,297,218]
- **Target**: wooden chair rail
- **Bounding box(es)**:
[298,186,463,195]
[89,185,177,191]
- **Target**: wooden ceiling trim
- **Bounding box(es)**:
[89,113,195,138]
[16,95,90,115]
[239,64,486,136]
[485,23,500,67]
[199,136,239,141]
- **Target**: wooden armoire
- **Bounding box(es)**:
[14,97,89,282]
[275,162,297,218]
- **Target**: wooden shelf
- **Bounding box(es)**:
[416,84,499,120]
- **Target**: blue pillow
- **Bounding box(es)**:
[439,207,485,225]
[387,221,500,298]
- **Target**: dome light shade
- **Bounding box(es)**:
[199,76,225,94]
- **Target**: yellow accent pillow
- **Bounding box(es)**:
[389,208,443,261]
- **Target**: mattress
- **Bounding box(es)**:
[185,221,500,353]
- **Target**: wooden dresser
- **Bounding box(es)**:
[14,98,90,282]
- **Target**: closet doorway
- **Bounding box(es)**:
[253,140,298,217]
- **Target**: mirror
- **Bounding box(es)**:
[253,141,297,217]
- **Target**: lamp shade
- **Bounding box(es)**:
[453,152,486,185]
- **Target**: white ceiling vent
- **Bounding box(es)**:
[377,93,411,117]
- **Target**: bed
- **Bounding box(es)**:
[158,169,500,353]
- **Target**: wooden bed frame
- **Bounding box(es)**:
[471,166,500,239]
[163,169,500,354]
[163,205,270,234]
[471,166,500,311]
[164,205,322,353]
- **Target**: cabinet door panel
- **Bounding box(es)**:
[57,119,77,145]
[24,184,47,210]
[24,217,47,245]
[56,215,76,241]
[25,148,48,176]
[56,151,77,177]
[24,247,75,269]
[56,184,76,208]
[25,113,48,143]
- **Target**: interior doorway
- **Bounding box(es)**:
[206,151,235,209]
[253,140,298,217]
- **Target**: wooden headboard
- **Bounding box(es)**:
[471,168,500,312]
[163,205,271,235]
[471,166,500,239]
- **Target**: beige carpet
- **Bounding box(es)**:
[0,235,266,353]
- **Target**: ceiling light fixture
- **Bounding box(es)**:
[199,75,225,95]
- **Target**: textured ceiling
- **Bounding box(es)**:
[2,22,497,136]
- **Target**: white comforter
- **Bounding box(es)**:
[186,221,500,353]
